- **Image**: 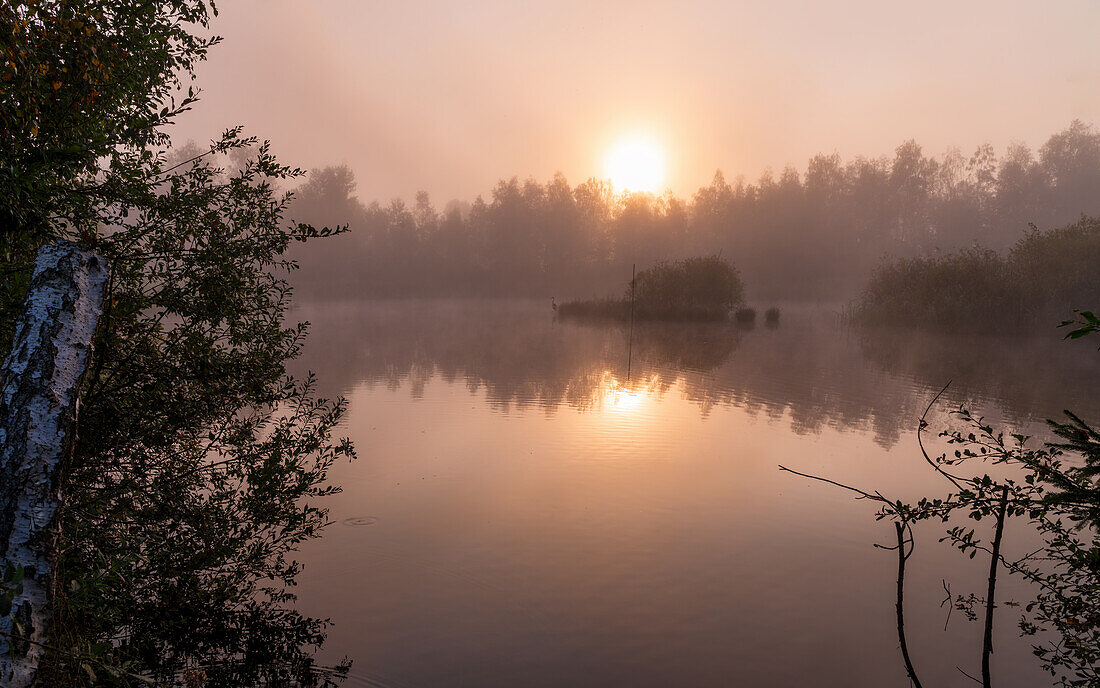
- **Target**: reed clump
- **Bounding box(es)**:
[853,217,1100,332]
[557,255,745,322]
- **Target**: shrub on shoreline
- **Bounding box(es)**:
[557,256,744,322]
[854,217,1100,332]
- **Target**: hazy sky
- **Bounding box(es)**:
[174,0,1100,203]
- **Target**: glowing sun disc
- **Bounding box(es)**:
[605,135,665,193]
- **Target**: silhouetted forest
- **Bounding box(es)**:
[287,121,1100,301]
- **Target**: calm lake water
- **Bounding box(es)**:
[290,300,1100,688]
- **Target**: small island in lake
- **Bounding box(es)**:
[556,255,748,322]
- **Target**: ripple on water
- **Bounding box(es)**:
[343,516,379,527]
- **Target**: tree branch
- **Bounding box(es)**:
[982,484,1010,688]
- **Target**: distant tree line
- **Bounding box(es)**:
[286,121,1100,301]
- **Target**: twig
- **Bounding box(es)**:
[777,465,884,503]
[917,381,966,490]
[982,484,1010,688]
[957,665,982,685]
[778,464,922,687]
[940,579,953,631]
[895,521,924,688]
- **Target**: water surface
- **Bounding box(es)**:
[292,300,1100,688]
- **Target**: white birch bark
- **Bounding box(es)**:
[0,242,109,687]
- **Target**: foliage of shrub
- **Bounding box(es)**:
[558,256,744,322]
[632,256,744,320]
[854,217,1100,332]
[1010,218,1100,314]
[0,2,353,685]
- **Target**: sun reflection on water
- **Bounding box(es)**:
[599,371,658,416]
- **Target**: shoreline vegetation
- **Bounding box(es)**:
[555,216,1097,333]
[853,216,1100,332]
[556,256,751,322]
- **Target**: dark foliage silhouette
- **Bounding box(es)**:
[557,255,743,321]
[0,2,353,685]
[855,217,1100,332]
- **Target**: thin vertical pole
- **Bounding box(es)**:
[627,263,636,380]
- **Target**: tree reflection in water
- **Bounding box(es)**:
[295,300,1100,446]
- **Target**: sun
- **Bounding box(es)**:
[604,134,666,193]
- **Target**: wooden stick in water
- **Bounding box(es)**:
[627,263,636,380]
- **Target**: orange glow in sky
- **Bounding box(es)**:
[173,1,1100,202]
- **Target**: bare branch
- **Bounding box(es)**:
[982,485,1010,688]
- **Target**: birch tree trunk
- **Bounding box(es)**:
[0,242,109,688]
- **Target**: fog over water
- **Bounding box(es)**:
[294,301,1100,443]
[9,0,1100,685]
[167,3,1100,684]
[289,301,1099,687]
